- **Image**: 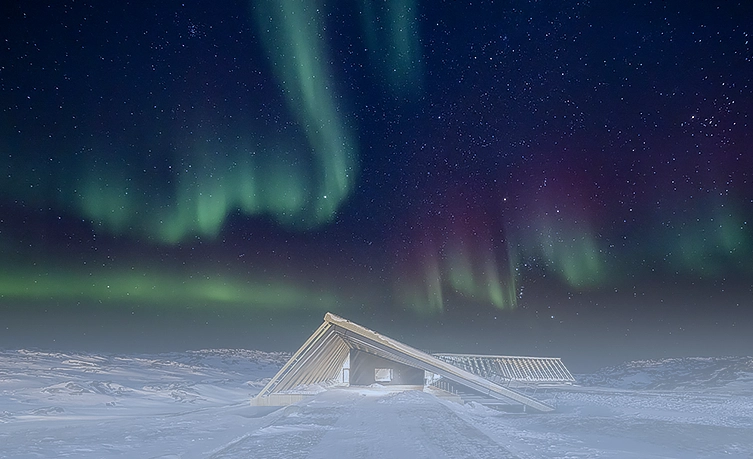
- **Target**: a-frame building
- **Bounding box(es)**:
[251,313,574,412]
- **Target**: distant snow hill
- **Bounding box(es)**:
[579,356,753,393]
[0,348,291,382]
[0,348,291,417]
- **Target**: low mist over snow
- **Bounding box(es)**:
[1,350,751,458]
[579,357,753,393]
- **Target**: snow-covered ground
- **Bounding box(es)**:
[1,349,751,458]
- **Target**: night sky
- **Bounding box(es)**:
[1,1,751,370]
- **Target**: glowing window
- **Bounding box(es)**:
[374,368,393,382]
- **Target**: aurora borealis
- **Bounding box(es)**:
[1,1,751,364]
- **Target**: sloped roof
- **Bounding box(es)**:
[254,313,557,412]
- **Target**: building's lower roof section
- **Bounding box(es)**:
[433,353,575,385]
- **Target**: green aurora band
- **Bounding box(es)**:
[1,0,360,245]
[360,0,423,96]
[0,0,425,247]
[252,0,358,226]
[395,227,519,315]
[0,264,338,311]
[664,203,751,278]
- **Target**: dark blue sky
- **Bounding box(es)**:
[1,1,751,368]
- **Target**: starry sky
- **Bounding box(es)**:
[1,1,751,368]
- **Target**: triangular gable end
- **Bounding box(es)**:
[252,312,556,412]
